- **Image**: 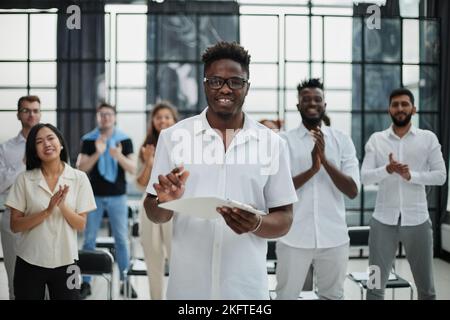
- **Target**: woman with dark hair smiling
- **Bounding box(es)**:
[5,123,96,300]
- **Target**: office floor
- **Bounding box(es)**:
[1,242,450,300]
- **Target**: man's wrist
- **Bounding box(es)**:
[250,214,263,233]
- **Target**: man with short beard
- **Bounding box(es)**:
[361,88,446,300]
[275,78,359,300]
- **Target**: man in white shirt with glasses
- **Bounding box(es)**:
[361,88,446,300]
[0,95,41,299]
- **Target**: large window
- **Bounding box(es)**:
[0,9,57,142]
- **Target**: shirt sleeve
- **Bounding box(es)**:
[5,173,27,213]
[408,132,447,186]
[361,134,390,185]
[340,134,361,192]
[75,171,97,214]
[146,131,174,196]
[0,145,22,195]
[80,140,95,155]
[121,139,134,156]
[263,137,298,209]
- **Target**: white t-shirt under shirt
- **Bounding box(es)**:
[146,108,298,299]
[5,163,96,268]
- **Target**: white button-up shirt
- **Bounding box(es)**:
[0,132,26,207]
[5,164,97,268]
[361,125,446,226]
[147,107,298,300]
[279,123,360,249]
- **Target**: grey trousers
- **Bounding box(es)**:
[1,209,18,300]
[275,241,349,300]
[366,217,436,300]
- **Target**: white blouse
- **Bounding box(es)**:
[6,164,96,268]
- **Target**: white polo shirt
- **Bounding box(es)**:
[147,107,298,300]
[361,125,446,226]
[279,123,360,249]
[5,163,96,268]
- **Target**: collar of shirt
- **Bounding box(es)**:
[28,163,77,195]
[194,107,260,143]
[297,121,330,139]
[15,131,26,144]
[387,124,417,140]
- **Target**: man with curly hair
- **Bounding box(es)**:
[144,41,297,299]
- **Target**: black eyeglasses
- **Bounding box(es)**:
[19,108,41,115]
[203,76,249,90]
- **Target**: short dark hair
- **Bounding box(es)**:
[26,123,69,170]
[202,41,251,78]
[17,95,41,111]
[389,88,415,105]
[297,78,324,95]
[96,102,116,114]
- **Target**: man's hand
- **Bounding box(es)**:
[109,142,123,160]
[95,137,107,155]
[153,166,190,203]
[311,144,322,173]
[386,153,411,180]
[217,206,262,235]
[311,128,326,164]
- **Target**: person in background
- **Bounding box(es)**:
[361,88,446,300]
[135,101,178,299]
[5,123,96,299]
[259,119,283,132]
[275,78,359,300]
[77,102,137,298]
[0,95,41,299]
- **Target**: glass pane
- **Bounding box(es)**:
[418,113,439,135]
[284,110,302,131]
[116,89,146,111]
[285,88,298,111]
[117,14,146,61]
[311,16,323,61]
[30,62,56,87]
[403,19,419,64]
[0,89,27,109]
[30,14,57,60]
[250,64,278,88]
[147,63,199,112]
[148,14,197,61]
[285,15,309,61]
[117,63,146,87]
[326,90,352,112]
[198,15,239,56]
[327,112,352,137]
[364,18,401,63]
[115,113,146,159]
[245,90,278,112]
[362,113,392,147]
[349,113,362,160]
[29,89,56,110]
[418,66,439,112]
[311,6,353,16]
[240,15,278,62]
[364,64,401,110]
[352,17,362,62]
[0,111,22,143]
[324,63,352,89]
[0,63,27,86]
[324,17,353,62]
[420,20,439,63]
[0,14,27,60]
[285,63,309,89]
[247,112,281,129]
[105,13,111,61]
[39,110,56,126]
